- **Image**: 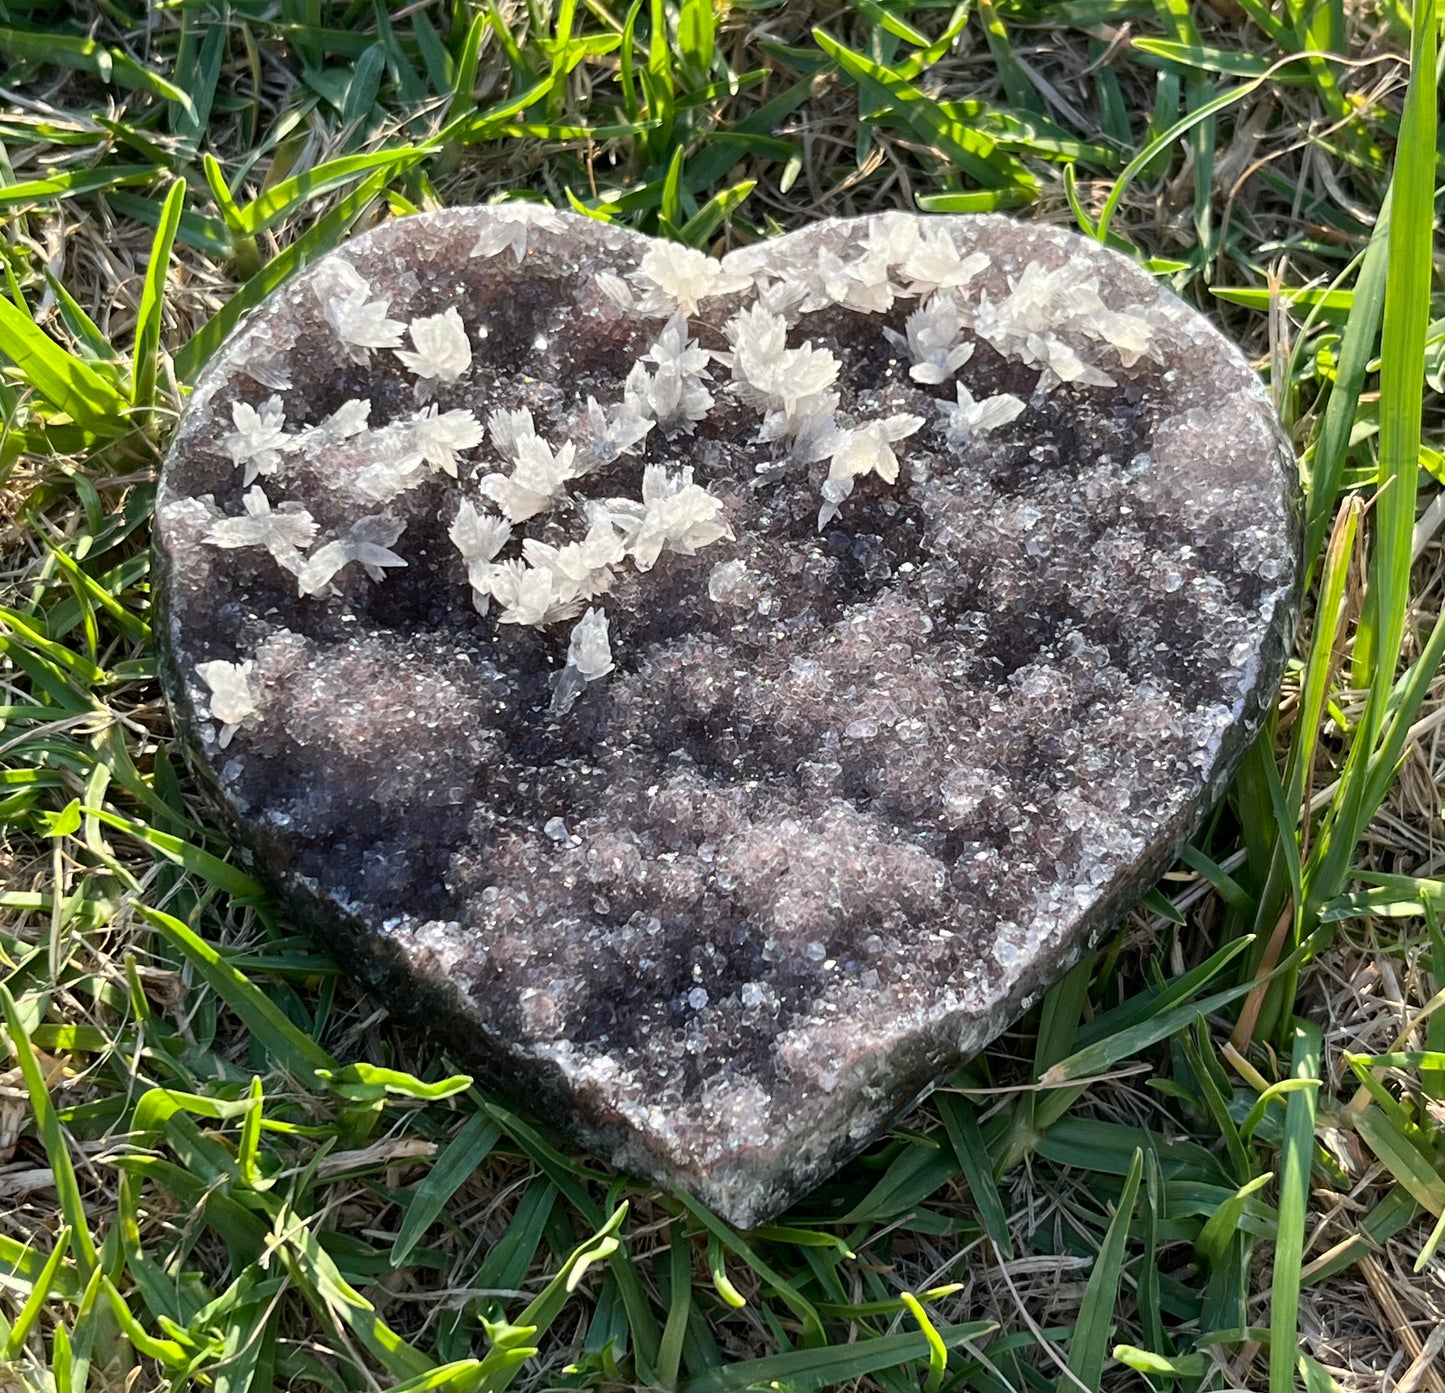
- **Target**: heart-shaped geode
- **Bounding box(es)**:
[155,208,1299,1227]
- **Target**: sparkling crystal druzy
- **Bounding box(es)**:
[154,209,1300,1226]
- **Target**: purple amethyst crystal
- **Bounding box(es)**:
[154,208,1300,1226]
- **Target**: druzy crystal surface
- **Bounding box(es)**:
[155,208,1300,1226]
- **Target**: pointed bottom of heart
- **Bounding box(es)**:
[276,831,1206,1228]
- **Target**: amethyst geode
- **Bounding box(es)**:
[154,208,1299,1226]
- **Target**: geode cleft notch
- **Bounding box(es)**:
[154,208,1300,1227]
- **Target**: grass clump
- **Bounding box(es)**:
[0,2,1442,1390]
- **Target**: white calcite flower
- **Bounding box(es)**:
[296,515,407,596]
[322,398,372,437]
[1025,331,1116,388]
[936,382,1027,446]
[409,405,485,477]
[622,315,715,434]
[196,658,256,747]
[593,270,634,310]
[234,337,293,391]
[723,301,785,362]
[750,275,810,318]
[469,203,566,263]
[623,358,714,434]
[203,486,317,574]
[791,212,943,313]
[567,606,614,678]
[808,414,925,528]
[222,396,288,485]
[813,244,896,314]
[570,394,654,469]
[724,305,840,439]
[449,499,513,613]
[968,260,1155,388]
[593,464,733,573]
[449,499,513,566]
[864,212,924,266]
[479,414,582,522]
[487,407,538,459]
[900,228,989,297]
[284,398,372,456]
[1092,310,1154,366]
[630,242,751,318]
[352,449,427,503]
[551,605,617,715]
[311,260,405,365]
[645,314,712,381]
[521,517,628,603]
[489,559,588,627]
[481,520,623,629]
[395,308,472,390]
[886,293,975,384]
[823,415,926,486]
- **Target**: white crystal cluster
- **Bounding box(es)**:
[627,242,752,317]
[468,202,567,263]
[195,658,256,746]
[714,213,1156,526]
[312,260,405,364]
[195,256,755,734]
[731,215,989,315]
[969,259,1154,388]
[395,307,472,395]
[188,219,1169,745]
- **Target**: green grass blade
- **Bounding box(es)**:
[83,805,262,898]
[676,0,716,88]
[1353,1107,1445,1216]
[446,14,488,123]
[900,1291,949,1393]
[385,1362,490,1393]
[278,1205,436,1381]
[683,1321,997,1393]
[173,17,227,149]
[476,1204,629,1390]
[0,1225,71,1360]
[1094,55,1317,244]
[131,177,186,412]
[0,25,194,114]
[202,152,249,236]
[1068,1147,1144,1388]
[1270,1020,1322,1391]
[0,165,155,211]
[936,1093,1014,1257]
[0,293,130,435]
[1309,585,1445,917]
[391,1112,503,1265]
[0,985,98,1277]
[1304,214,1389,568]
[811,27,1036,192]
[137,904,336,1081]
[656,1222,692,1388]
[231,148,433,237]
[672,1191,826,1346]
[1354,0,1436,698]
[1287,497,1360,808]
[1075,933,1253,1048]
[1041,971,1266,1086]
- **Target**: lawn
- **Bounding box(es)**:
[0,1,1441,1390]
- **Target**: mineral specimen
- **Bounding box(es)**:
[154,208,1300,1227]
